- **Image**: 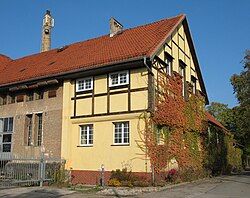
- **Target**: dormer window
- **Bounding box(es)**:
[109,70,129,87]
[76,77,93,92]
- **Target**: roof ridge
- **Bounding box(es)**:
[124,13,185,32]
[10,14,185,62]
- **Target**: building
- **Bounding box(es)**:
[0,12,209,184]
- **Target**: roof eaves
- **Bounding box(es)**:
[0,55,146,89]
[147,14,186,60]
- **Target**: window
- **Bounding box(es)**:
[48,89,57,98]
[26,115,33,146]
[109,71,129,87]
[80,125,93,146]
[35,90,44,100]
[179,62,186,98]
[8,94,15,104]
[165,54,173,76]
[26,92,34,102]
[0,95,7,106]
[0,117,14,153]
[36,114,43,146]
[76,77,93,92]
[191,76,197,94]
[16,94,24,103]
[114,122,129,144]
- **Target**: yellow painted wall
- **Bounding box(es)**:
[61,67,150,172]
[67,113,150,172]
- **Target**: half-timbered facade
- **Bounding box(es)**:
[60,14,208,184]
[0,14,209,184]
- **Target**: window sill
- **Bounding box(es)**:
[77,145,93,147]
[109,84,128,90]
[76,90,93,95]
[111,144,130,146]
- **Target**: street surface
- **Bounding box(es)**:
[0,172,249,197]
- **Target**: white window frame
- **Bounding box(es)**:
[76,77,93,92]
[79,124,93,146]
[109,70,129,87]
[113,122,130,145]
[165,58,172,76]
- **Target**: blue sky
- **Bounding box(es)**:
[0,0,249,107]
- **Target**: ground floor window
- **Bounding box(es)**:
[0,117,14,152]
[80,125,93,146]
[114,122,129,144]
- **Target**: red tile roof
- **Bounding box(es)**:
[0,14,185,87]
[0,54,12,72]
[206,112,228,132]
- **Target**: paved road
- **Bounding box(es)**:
[140,172,250,198]
[0,172,249,197]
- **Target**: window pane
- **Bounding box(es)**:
[85,79,92,90]
[3,134,11,143]
[0,118,3,133]
[3,118,8,132]
[8,117,13,132]
[78,80,84,91]
[3,144,11,152]
[119,72,127,84]
[111,74,119,85]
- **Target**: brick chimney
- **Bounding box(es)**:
[110,17,123,37]
[41,10,54,52]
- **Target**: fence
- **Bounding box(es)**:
[0,153,65,188]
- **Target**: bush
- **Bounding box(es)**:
[166,169,178,182]
[110,168,133,181]
[133,180,150,187]
[121,180,133,187]
[108,178,121,187]
[109,168,150,187]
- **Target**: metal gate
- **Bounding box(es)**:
[0,153,65,188]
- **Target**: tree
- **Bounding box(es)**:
[230,50,250,154]
[206,102,235,132]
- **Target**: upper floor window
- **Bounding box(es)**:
[165,53,173,76]
[109,70,129,87]
[26,114,33,146]
[76,77,93,92]
[26,92,34,102]
[35,90,44,100]
[48,89,57,98]
[0,95,7,106]
[113,122,129,144]
[36,113,43,146]
[80,124,93,146]
[16,94,24,103]
[179,61,186,98]
[8,94,15,104]
[0,117,13,133]
[191,76,197,94]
